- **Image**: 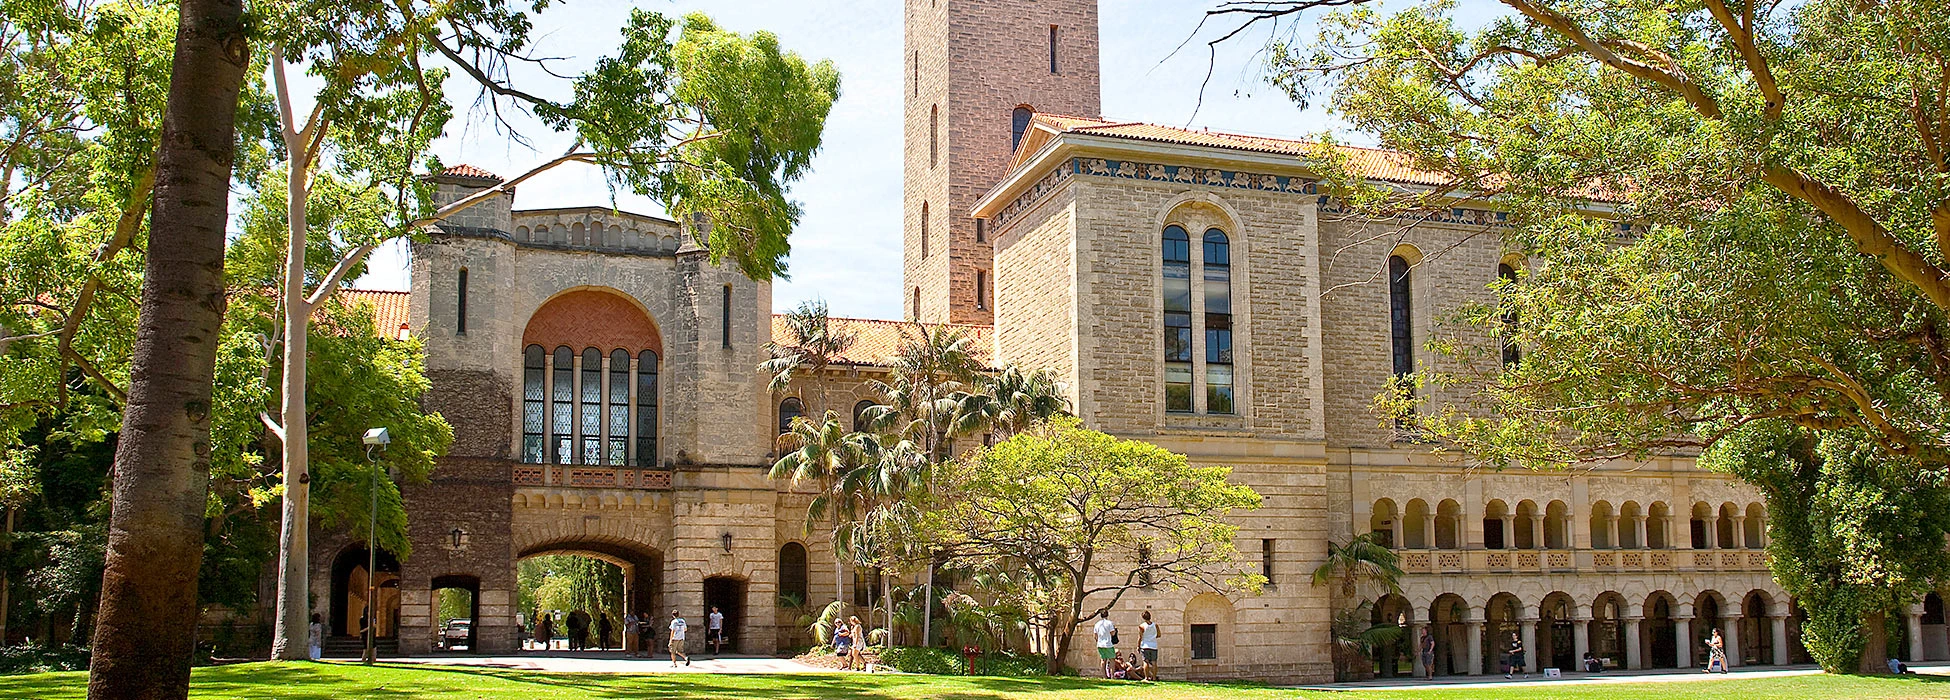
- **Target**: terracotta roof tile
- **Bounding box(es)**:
[771,315,993,368]
[438,164,503,182]
[340,289,412,339]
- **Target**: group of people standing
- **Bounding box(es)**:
[526,610,614,651]
[529,606,726,659]
[1089,611,1161,681]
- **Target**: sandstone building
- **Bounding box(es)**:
[314,0,1950,681]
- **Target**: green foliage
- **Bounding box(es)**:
[518,556,624,631]
[876,645,1049,677]
[437,588,474,623]
[0,643,89,675]
[806,599,846,645]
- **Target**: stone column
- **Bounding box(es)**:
[1634,517,1649,550]
[1675,606,1694,668]
[1423,513,1436,549]
[1530,516,1544,550]
[1391,516,1404,551]
[1520,617,1540,674]
[1572,613,1592,672]
[1624,617,1643,670]
[1606,516,1620,550]
[1466,615,1485,676]
[1908,607,1928,663]
[1723,604,1742,667]
[1409,621,1428,678]
[1710,516,1723,548]
[1773,616,1791,666]
[1732,516,1748,548]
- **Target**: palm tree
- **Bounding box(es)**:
[1312,532,1406,680]
[761,300,858,419]
[771,410,876,611]
[950,365,1070,442]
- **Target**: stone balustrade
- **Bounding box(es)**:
[1395,547,1768,575]
[511,464,672,490]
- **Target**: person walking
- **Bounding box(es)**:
[534,613,553,651]
[708,606,726,656]
[1093,612,1119,679]
[833,616,856,670]
[1705,629,1727,673]
[668,609,692,666]
[1420,629,1436,680]
[598,614,613,651]
[1137,610,1160,681]
[845,615,869,672]
[307,613,324,661]
[1504,632,1527,679]
[623,613,640,656]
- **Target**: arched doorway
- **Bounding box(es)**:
[1538,592,1577,671]
[1371,594,1413,677]
[517,539,663,653]
[703,576,749,654]
[1589,592,1627,670]
[1925,592,1947,661]
[1694,592,1727,667]
[1742,591,1773,665]
[330,546,401,642]
[1429,594,1469,675]
[1643,592,1678,668]
[1483,593,1523,674]
[431,574,481,651]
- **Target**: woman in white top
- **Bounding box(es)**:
[307,613,324,661]
[1137,610,1159,681]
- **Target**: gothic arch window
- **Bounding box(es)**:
[1162,225,1193,412]
[920,201,930,258]
[579,348,602,464]
[1203,229,1234,414]
[636,350,659,466]
[853,400,876,433]
[1499,263,1521,366]
[1011,106,1034,152]
[1389,255,1414,379]
[912,287,922,321]
[778,543,809,602]
[779,397,804,436]
[522,345,545,463]
[551,346,574,463]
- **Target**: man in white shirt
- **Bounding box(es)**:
[1092,612,1118,678]
[1138,610,1160,681]
[668,610,691,666]
[708,606,725,655]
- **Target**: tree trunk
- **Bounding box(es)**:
[86,0,248,695]
[1858,609,1890,674]
[269,102,314,662]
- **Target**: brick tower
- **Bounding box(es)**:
[903,0,1101,324]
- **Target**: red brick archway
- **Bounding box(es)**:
[522,288,661,354]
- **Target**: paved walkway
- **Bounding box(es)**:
[1300,661,1950,690]
[375,651,832,674]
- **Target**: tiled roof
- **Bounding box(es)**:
[1030,113,1445,187]
[339,289,411,339]
[437,164,503,182]
[771,315,993,368]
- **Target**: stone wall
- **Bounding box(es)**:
[992,187,1079,402]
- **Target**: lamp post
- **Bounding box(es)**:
[362,427,390,664]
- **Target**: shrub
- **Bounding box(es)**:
[0,643,90,675]
[876,645,1049,676]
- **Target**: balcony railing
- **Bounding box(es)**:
[1395,547,1768,575]
[512,464,672,490]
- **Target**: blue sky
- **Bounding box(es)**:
[350,0,1357,320]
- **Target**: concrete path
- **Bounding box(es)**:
[1299,661,1950,690]
[371,652,833,674]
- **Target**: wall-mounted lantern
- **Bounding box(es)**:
[721,532,733,553]
[451,527,466,549]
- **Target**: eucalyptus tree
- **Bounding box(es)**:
[761,299,859,419]
[1202,0,1950,673]
[252,8,840,660]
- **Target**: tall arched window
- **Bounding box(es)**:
[1011,106,1034,151]
[929,105,939,167]
[522,345,545,463]
[920,201,930,258]
[1203,229,1234,414]
[607,349,630,465]
[1389,255,1414,379]
[779,397,804,436]
[912,287,921,321]
[853,400,876,433]
[778,543,809,602]
[636,350,659,466]
[579,347,602,465]
[1162,225,1193,412]
[1498,263,1520,366]
[551,346,574,463]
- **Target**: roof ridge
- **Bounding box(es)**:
[776,313,994,330]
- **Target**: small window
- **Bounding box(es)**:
[1498,263,1521,366]
[1261,538,1275,584]
[929,105,939,167]
[975,270,989,310]
[778,397,804,436]
[1138,544,1153,587]
[912,287,922,321]
[722,285,733,348]
[1048,25,1059,73]
[1011,107,1034,152]
[920,202,930,258]
[912,51,919,97]
[975,218,986,243]
[852,400,876,433]
[1191,624,1218,659]
[779,543,809,602]
[456,268,469,335]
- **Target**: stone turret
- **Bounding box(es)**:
[425,164,514,233]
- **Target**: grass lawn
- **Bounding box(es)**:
[1,662,1946,699]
